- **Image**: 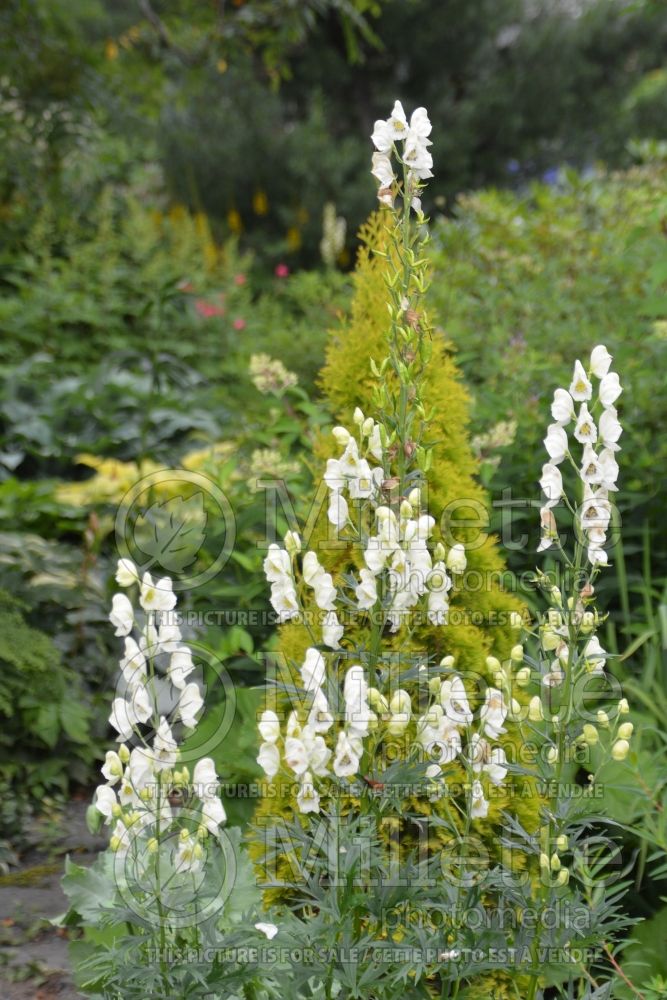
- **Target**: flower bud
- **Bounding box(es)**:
[139,787,152,801]
[547,609,563,628]
[486,656,501,674]
[580,611,595,634]
[111,803,123,818]
[433,542,445,561]
[367,687,389,713]
[332,425,351,446]
[390,689,412,716]
[362,417,374,437]
[179,827,191,843]
[550,853,561,871]
[110,835,122,852]
[555,868,570,886]
[618,722,633,740]
[528,696,544,722]
[147,837,159,854]
[546,747,559,765]
[516,667,531,687]
[539,852,550,869]
[284,530,301,556]
[510,644,524,663]
[193,843,204,861]
[556,835,568,851]
[596,710,609,729]
[618,698,630,715]
[400,499,413,519]
[510,699,522,718]
[118,744,130,764]
[446,544,467,575]
[510,612,524,630]
[428,677,441,696]
[407,487,421,509]
[197,825,208,841]
[353,407,364,426]
[440,655,455,669]
[612,739,630,761]
[582,724,598,745]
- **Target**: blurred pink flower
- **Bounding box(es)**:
[195,299,225,318]
[233,318,247,331]
[274,263,290,278]
[234,274,247,286]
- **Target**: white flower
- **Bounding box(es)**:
[328,490,349,529]
[284,736,309,775]
[109,697,136,741]
[371,119,394,153]
[579,445,603,486]
[153,717,178,769]
[537,505,558,552]
[176,835,202,873]
[101,750,123,785]
[440,677,473,726]
[598,448,619,491]
[302,552,337,611]
[130,684,152,725]
[590,345,612,378]
[258,710,281,744]
[408,106,432,141]
[344,665,368,706]
[202,796,226,833]
[573,404,597,444]
[470,780,489,819]
[263,544,291,583]
[300,647,326,692]
[479,688,507,740]
[599,406,622,450]
[584,636,607,674]
[539,463,563,507]
[255,922,279,940]
[193,757,219,798]
[120,636,147,690]
[140,572,177,613]
[569,360,592,401]
[109,594,133,637]
[551,388,575,424]
[115,558,139,587]
[322,611,344,649]
[427,585,450,626]
[94,784,117,820]
[588,545,608,567]
[157,617,182,653]
[168,647,194,690]
[599,372,622,406]
[269,577,300,621]
[324,458,346,492]
[284,531,301,556]
[303,727,332,775]
[355,567,378,609]
[333,730,361,778]
[403,134,434,179]
[308,688,334,734]
[544,424,568,464]
[446,543,467,574]
[469,734,507,785]
[371,151,395,188]
[368,422,383,461]
[296,771,321,814]
[387,99,409,139]
[179,682,203,728]
[257,742,280,777]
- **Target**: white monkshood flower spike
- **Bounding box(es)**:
[470,780,489,819]
[300,647,326,693]
[356,567,378,610]
[479,688,507,741]
[296,772,321,814]
[322,611,344,649]
[257,742,280,778]
[333,730,361,778]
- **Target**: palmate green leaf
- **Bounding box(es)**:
[133,492,207,574]
[61,853,118,926]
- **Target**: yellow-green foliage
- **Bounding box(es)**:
[251,211,540,908]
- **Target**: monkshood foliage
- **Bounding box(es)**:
[251,103,638,998]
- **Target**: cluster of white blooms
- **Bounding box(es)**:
[95,561,225,872]
[257,648,374,814]
[371,100,433,211]
[256,642,511,821]
[540,344,622,567]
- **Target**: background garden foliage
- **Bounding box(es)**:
[0,0,666,992]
